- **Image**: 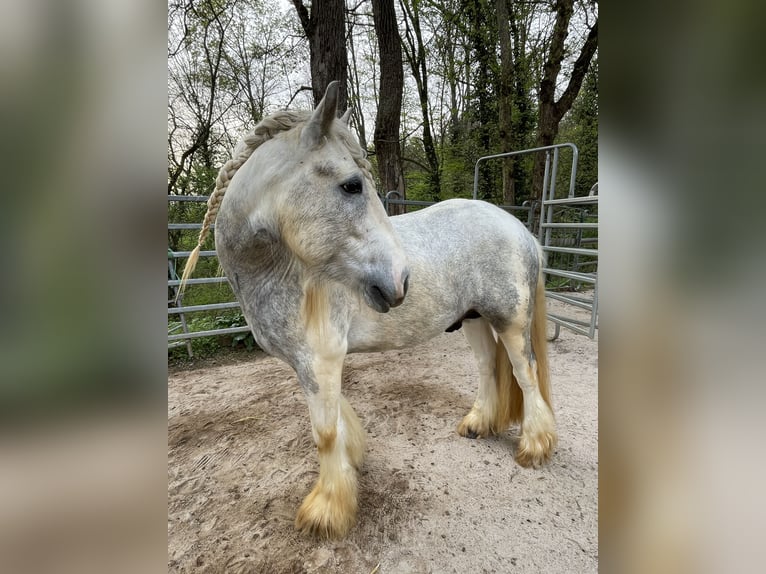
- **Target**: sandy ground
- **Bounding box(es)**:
[168,298,598,573]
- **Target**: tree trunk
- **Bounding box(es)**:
[465,0,494,201]
[495,0,515,205]
[372,0,406,213]
[292,0,348,111]
[444,33,459,139]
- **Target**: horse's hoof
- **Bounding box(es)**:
[457,409,492,439]
[457,421,489,439]
[295,476,358,539]
[514,430,557,469]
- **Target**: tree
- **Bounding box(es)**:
[495,0,515,204]
[167,0,236,196]
[532,0,598,199]
[168,0,598,216]
[222,2,304,131]
[291,0,349,110]
[168,0,307,252]
[557,57,598,195]
[400,0,441,200]
[167,0,240,254]
[372,0,406,207]
[346,7,370,150]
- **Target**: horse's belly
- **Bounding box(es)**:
[346,322,445,353]
[345,298,458,353]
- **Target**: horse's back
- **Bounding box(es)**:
[391,199,539,274]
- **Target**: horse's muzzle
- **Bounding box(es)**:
[364,268,409,313]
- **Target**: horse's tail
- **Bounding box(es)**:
[495,267,552,427]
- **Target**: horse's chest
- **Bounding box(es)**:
[236,282,307,361]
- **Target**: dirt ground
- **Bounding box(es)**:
[168,298,598,573]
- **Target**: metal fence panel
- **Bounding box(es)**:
[472,144,598,340]
[168,145,598,356]
[168,195,242,357]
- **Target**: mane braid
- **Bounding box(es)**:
[176,110,374,299]
[176,110,307,299]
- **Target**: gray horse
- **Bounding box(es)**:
[180,82,556,539]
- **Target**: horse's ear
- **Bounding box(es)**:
[301,81,339,149]
[340,108,352,126]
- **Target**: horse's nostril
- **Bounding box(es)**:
[366,272,407,312]
[369,284,392,308]
[402,272,410,297]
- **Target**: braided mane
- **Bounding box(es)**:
[176,109,373,296]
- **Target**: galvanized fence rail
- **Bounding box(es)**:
[168,143,598,356]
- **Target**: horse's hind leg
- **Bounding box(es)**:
[458,318,510,438]
[497,326,557,468]
[294,351,366,539]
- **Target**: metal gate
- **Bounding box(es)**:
[473,144,598,339]
[168,143,598,355]
[168,194,250,357]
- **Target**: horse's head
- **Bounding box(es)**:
[242,82,409,313]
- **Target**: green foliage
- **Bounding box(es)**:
[402,54,597,208]
[397,0,596,208]
[167,309,258,362]
[437,154,473,200]
[557,59,599,196]
[214,313,256,351]
[403,169,431,202]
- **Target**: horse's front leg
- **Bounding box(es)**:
[294,346,366,538]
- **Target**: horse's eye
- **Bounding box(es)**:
[340,177,363,195]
